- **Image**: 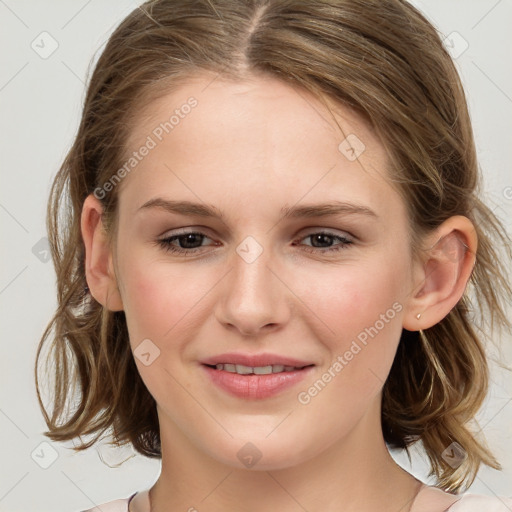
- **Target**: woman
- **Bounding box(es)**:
[36,1,512,510]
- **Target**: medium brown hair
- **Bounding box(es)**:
[35,0,512,493]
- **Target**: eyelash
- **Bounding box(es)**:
[156,230,354,255]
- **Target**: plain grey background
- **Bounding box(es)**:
[1,1,511,511]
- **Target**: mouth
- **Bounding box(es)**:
[204,363,313,375]
[200,352,315,369]
[200,353,315,399]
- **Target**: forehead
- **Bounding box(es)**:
[126,72,379,154]
[118,72,402,224]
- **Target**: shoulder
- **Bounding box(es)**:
[447,493,512,511]
[412,484,512,512]
[79,493,134,512]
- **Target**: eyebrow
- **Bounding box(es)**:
[137,198,378,220]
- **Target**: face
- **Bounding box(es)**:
[111,72,417,470]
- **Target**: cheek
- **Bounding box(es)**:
[117,254,205,346]
[310,261,403,332]
[117,258,210,398]
[305,260,405,379]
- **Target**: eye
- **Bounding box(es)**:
[293,231,354,253]
[155,229,354,256]
[156,231,215,255]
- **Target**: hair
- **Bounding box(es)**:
[35,0,512,494]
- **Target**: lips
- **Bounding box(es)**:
[200,352,315,399]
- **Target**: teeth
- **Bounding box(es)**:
[253,365,273,375]
[235,364,254,374]
[214,363,302,374]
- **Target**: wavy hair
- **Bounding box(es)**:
[35,0,512,493]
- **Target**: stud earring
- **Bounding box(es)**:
[416,313,422,320]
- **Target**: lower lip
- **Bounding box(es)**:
[201,364,314,400]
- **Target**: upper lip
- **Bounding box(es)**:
[200,352,315,368]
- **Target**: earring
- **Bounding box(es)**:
[416,313,421,319]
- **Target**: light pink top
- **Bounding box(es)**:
[82,484,512,511]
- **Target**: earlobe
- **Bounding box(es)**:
[402,215,477,331]
[80,194,124,312]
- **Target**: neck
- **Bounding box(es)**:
[144,395,422,512]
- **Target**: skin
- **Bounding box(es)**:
[81,72,477,512]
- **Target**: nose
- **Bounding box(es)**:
[215,241,291,337]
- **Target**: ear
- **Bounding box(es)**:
[402,215,477,331]
[81,193,124,311]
